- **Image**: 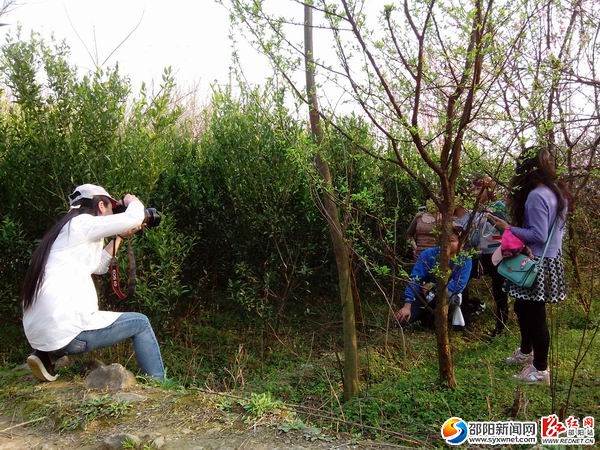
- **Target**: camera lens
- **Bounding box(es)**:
[143,208,161,228]
[113,202,161,229]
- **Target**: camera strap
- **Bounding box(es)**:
[109,237,137,300]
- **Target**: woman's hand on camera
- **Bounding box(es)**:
[118,225,144,239]
[122,194,139,207]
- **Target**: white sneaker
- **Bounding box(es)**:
[505,348,533,366]
[513,364,550,385]
[26,351,58,382]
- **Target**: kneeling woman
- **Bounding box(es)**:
[394,228,472,327]
[22,184,165,382]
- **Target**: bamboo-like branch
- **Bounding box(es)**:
[340,0,443,177]
[0,416,48,434]
[412,0,436,128]
[385,8,417,80]
[431,14,459,85]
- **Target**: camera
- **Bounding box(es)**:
[142,207,161,228]
[113,204,161,228]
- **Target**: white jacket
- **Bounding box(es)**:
[23,200,145,351]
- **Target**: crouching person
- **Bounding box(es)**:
[394,228,472,328]
[21,184,165,382]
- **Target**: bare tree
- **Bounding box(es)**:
[493,0,600,416]
[0,0,17,27]
[304,4,359,400]
[224,0,536,387]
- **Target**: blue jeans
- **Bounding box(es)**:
[59,312,165,380]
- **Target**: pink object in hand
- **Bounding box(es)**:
[492,229,526,266]
[502,228,525,252]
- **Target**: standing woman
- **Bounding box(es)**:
[489,149,571,384]
[22,184,165,382]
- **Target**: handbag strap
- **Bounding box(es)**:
[539,215,559,260]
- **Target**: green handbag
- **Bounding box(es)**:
[498,220,557,288]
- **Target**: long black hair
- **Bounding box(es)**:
[21,195,112,310]
[509,148,572,227]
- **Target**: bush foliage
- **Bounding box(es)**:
[1,34,595,336]
[1,32,599,444]
[0,35,425,323]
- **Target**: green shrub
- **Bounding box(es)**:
[126,214,196,322]
[155,88,329,318]
[0,217,32,319]
[241,392,283,419]
[0,35,194,321]
[321,117,423,292]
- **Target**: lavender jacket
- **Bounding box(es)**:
[510,185,566,258]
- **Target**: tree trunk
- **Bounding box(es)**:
[304,4,359,400]
[566,221,588,310]
[434,199,457,388]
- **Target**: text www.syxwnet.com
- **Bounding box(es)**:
[468,436,537,445]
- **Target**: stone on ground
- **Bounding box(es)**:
[101,433,140,450]
[85,363,136,391]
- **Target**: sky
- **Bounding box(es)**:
[1,0,274,101]
[1,0,394,114]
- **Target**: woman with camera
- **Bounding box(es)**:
[22,184,165,382]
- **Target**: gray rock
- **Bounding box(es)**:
[101,433,140,450]
[150,435,166,449]
[54,355,70,369]
[139,432,165,449]
[85,363,136,391]
[89,359,107,370]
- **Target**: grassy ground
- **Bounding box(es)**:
[1,287,598,447]
[0,367,378,449]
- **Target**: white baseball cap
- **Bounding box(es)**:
[68,184,117,208]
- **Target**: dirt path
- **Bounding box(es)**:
[0,413,398,449]
[0,369,402,450]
